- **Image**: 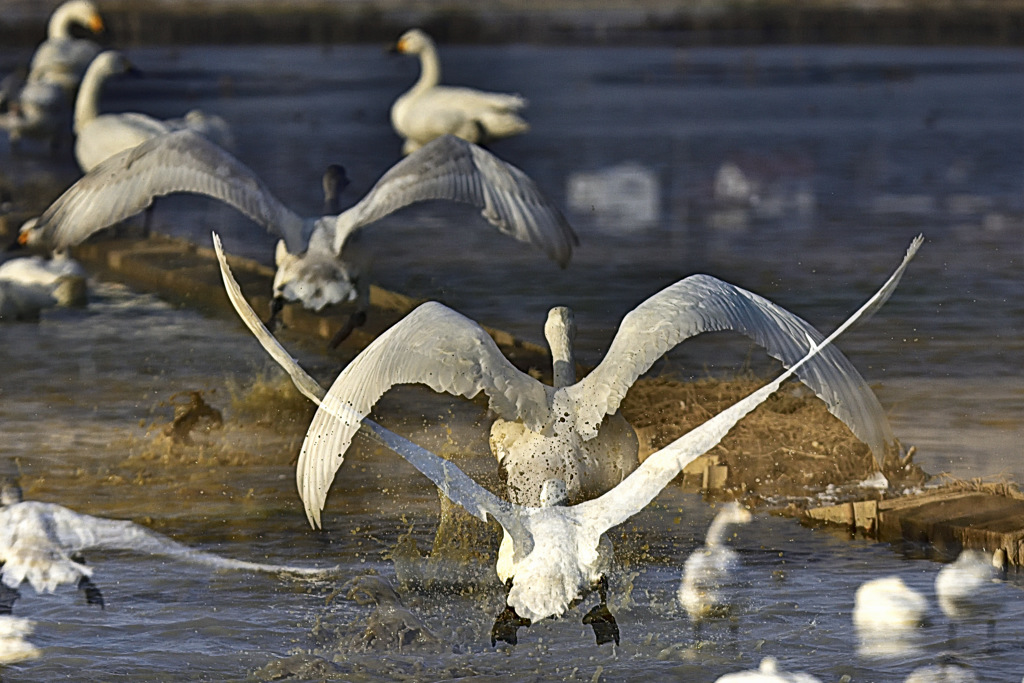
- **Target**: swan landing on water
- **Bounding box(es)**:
[213,232,922,645]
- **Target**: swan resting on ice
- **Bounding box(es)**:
[0,480,338,613]
[677,502,753,627]
[23,128,575,344]
[390,28,529,154]
[213,232,921,643]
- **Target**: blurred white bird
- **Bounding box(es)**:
[286,239,920,528]
[390,28,529,155]
[25,128,575,343]
[1,218,88,308]
[26,0,105,99]
[714,657,822,683]
[213,232,919,644]
[72,51,233,173]
[853,575,928,657]
[904,661,980,683]
[0,481,337,613]
[0,615,40,665]
[677,502,752,628]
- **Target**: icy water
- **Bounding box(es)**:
[1,43,1024,681]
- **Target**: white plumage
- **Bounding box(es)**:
[213,232,920,627]
[677,502,752,624]
[0,616,40,665]
[853,575,928,657]
[935,549,1001,622]
[390,28,529,154]
[714,657,822,683]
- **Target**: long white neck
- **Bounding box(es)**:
[48,4,75,38]
[412,40,442,92]
[705,507,748,548]
[74,59,108,131]
[544,307,576,388]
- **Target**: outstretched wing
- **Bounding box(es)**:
[298,301,551,527]
[214,233,530,542]
[333,135,577,266]
[34,129,309,253]
[577,235,923,533]
[568,263,912,462]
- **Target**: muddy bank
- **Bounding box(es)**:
[3,0,1024,47]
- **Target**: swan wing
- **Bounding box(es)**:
[298,301,551,527]
[333,135,576,266]
[577,236,922,533]
[569,238,923,461]
[35,129,308,252]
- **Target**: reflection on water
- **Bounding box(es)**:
[1,43,1024,680]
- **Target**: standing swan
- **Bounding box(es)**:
[212,232,920,639]
[24,129,575,342]
[390,29,529,154]
[26,0,105,99]
[284,236,922,528]
[677,502,753,628]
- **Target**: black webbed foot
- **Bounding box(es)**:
[490,605,530,647]
[582,602,619,646]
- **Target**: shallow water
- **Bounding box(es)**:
[1,43,1023,680]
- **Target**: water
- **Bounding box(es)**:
[1,43,1024,680]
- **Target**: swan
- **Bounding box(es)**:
[0,480,338,612]
[0,616,40,665]
[288,236,922,528]
[935,549,1002,622]
[853,575,928,657]
[0,280,59,321]
[73,51,233,172]
[1,219,88,307]
[212,232,920,637]
[24,129,576,343]
[390,28,529,155]
[0,71,67,151]
[677,502,752,627]
[904,661,980,683]
[714,657,822,683]
[26,0,105,100]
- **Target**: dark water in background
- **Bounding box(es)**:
[1,43,1024,680]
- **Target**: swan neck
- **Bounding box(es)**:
[74,62,105,130]
[49,5,74,38]
[415,42,441,91]
[548,334,575,388]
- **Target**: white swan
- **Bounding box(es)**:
[853,575,928,657]
[677,502,752,626]
[25,129,575,342]
[213,232,920,633]
[390,29,529,155]
[0,616,40,665]
[26,0,105,99]
[0,71,67,150]
[0,280,58,321]
[904,662,979,683]
[2,219,88,307]
[714,657,822,683]
[289,235,922,528]
[935,549,1002,621]
[73,51,233,172]
[0,481,337,611]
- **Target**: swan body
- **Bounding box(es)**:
[853,575,928,656]
[935,549,1001,621]
[213,232,921,626]
[287,237,922,527]
[391,29,528,154]
[714,657,822,683]
[27,0,105,99]
[904,663,979,683]
[677,502,752,623]
[0,616,40,664]
[73,51,233,172]
[26,129,574,338]
[0,281,57,321]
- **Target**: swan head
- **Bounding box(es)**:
[322,164,350,216]
[86,51,138,82]
[52,0,104,37]
[14,218,41,249]
[393,29,434,56]
[539,479,568,508]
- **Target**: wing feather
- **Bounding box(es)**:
[333,135,576,266]
[35,129,308,253]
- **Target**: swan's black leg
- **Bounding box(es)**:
[71,554,105,609]
[328,309,367,349]
[582,576,619,646]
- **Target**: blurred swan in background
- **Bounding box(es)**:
[0,480,337,614]
[0,616,40,665]
[935,548,1003,639]
[390,28,529,154]
[904,661,980,683]
[714,657,822,683]
[73,51,233,172]
[212,232,920,641]
[677,502,752,628]
[285,244,918,527]
[0,218,88,308]
[24,129,575,343]
[853,575,928,657]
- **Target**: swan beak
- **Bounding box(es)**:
[88,15,105,34]
[388,38,408,54]
[266,296,285,331]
